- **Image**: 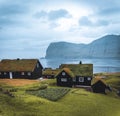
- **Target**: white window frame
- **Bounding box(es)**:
[62,72,66,76]
[21,72,25,75]
[87,77,91,81]
[61,78,67,82]
[79,77,84,82]
[28,72,31,76]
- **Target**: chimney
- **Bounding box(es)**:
[17,58,20,60]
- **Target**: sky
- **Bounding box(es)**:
[0,0,120,58]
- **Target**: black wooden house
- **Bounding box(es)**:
[0,59,43,79]
[56,64,93,87]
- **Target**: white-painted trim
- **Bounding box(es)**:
[61,78,67,82]
[79,77,84,82]
[9,72,13,79]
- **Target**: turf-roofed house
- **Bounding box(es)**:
[0,59,43,79]
[91,78,111,94]
[56,63,93,87]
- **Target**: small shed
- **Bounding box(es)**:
[91,78,107,94]
[0,59,43,79]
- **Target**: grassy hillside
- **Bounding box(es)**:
[94,72,120,90]
[104,73,120,90]
[0,78,120,116]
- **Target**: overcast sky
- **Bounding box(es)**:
[0,0,120,58]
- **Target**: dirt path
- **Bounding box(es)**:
[0,79,39,86]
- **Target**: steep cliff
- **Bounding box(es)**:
[45,35,120,59]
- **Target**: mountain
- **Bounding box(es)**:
[45,35,120,59]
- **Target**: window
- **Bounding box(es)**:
[21,72,25,75]
[37,63,39,68]
[87,77,91,81]
[62,72,65,76]
[28,72,31,76]
[4,72,7,75]
[73,77,76,82]
[61,78,67,82]
[79,77,84,82]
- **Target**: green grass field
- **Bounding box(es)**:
[27,87,70,101]
[104,73,120,90]
[0,76,120,116]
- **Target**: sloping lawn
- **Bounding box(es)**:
[105,75,120,90]
[0,78,120,116]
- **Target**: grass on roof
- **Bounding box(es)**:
[42,69,60,75]
[0,59,38,72]
[60,64,93,76]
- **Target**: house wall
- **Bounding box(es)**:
[74,76,92,86]
[0,72,10,79]
[12,72,33,79]
[57,71,73,87]
[0,71,32,79]
[32,65,42,79]
[92,81,106,94]
[42,75,54,79]
[0,70,42,79]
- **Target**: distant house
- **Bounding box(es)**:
[56,64,93,87]
[42,68,60,79]
[91,78,107,94]
[0,59,43,79]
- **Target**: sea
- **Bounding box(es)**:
[40,58,120,73]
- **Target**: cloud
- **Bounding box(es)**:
[0,0,29,27]
[79,16,110,27]
[34,9,72,29]
[79,16,92,26]
[0,17,12,26]
[78,0,120,10]
[48,9,71,20]
[34,10,47,19]
[34,9,71,21]
[96,20,109,26]
[98,7,120,16]
[0,4,26,16]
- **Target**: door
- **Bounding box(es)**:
[9,72,13,79]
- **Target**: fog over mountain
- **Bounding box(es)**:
[45,35,120,59]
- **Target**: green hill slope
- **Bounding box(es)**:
[0,80,120,116]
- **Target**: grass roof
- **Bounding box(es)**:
[55,68,75,78]
[59,64,93,77]
[91,77,107,85]
[42,68,60,75]
[0,59,40,72]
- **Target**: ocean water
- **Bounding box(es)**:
[40,58,120,73]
